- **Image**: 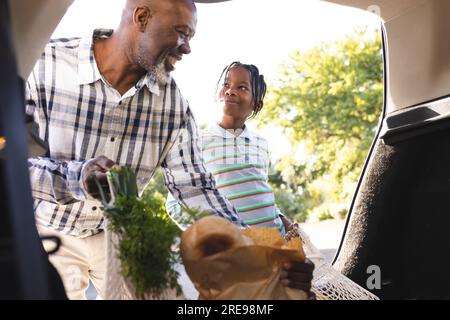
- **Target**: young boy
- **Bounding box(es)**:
[167,61,314,295]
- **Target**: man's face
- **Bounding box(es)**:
[135,0,197,83]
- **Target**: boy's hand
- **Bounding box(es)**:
[280,258,316,299]
[280,214,294,231]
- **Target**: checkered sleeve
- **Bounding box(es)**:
[162,108,247,228]
[25,73,88,205]
[28,157,89,204]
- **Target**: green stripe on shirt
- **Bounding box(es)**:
[244,214,278,225]
[216,175,266,188]
[205,153,262,164]
[237,201,275,213]
[227,188,273,200]
[203,142,268,153]
[212,163,264,175]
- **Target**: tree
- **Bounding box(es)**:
[259,28,383,221]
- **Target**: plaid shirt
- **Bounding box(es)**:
[26,29,245,238]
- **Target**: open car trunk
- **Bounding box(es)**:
[0,0,72,299]
[325,0,450,299]
[3,0,450,299]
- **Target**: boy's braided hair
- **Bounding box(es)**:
[217,61,267,119]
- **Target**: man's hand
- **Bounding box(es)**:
[83,155,120,200]
[280,258,316,299]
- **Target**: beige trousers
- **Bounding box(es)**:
[37,225,106,300]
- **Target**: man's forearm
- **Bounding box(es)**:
[28,157,88,204]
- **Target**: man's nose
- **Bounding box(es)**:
[180,40,191,55]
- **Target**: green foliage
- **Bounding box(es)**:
[260,28,383,221]
[271,186,308,222]
[318,210,335,222]
[101,167,181,298]
[145,168,168,198]
[145,168,209,226]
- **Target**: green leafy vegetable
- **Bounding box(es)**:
[99,166,182,298]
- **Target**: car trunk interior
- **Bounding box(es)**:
[0,0,71,299]
[334,125,450,299]
[326,0,450,299]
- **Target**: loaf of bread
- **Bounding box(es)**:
[181,216,251,261]
[181,216,304,263]
[242,227,305,260]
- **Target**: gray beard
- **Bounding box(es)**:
[150,61,169,85]
[136,50,169,85]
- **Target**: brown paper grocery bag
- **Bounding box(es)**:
[180,216,308,300]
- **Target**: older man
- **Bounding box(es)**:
[27,0,313,299]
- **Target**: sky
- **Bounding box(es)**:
[53,0,381,159]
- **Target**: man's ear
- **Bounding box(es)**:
[133,6,151,31]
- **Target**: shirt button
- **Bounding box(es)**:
[110,137,115,142]
[92,206,97,211]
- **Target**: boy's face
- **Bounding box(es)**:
[218,66,254,121]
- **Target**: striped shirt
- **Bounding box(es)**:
[26,29,245,238]
[167,122,285,234]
